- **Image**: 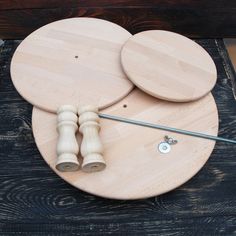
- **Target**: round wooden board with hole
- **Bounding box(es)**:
[121,30,217,102]
[32,89,219,200]
[10,17,133,112]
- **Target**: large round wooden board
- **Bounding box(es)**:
[32,89,218,200]
[121,30,217,102]
[11,17,133,112]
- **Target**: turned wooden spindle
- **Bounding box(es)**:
[56,105,80,172]
[78,106,106,172]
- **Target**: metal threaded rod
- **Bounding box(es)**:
[99,113,236,144]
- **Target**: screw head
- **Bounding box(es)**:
[164,135,178,145]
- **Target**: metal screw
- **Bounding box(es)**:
[158,136,178,154]
[164,135,178,145]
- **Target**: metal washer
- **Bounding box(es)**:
[158,142,171,154]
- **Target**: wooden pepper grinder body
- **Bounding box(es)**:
[78,106,106,172]
[56,105,80,172]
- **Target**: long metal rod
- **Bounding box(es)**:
[99,113,236,144]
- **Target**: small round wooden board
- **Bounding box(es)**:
[11,17,133,112]
[32,89,218,200]
[121,30,217,102]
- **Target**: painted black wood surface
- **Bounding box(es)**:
[0,39,236,235]
[0,0,236,39]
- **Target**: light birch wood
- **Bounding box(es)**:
[10,17,133,173]
[56,105,80,172]
[78,105,106,172]
[121,30,217,102]
[32,89,219,199]
[10,17,133,112]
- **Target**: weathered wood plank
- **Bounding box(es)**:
[0,1,236,38]
[0,39,236,234]
[0,0,236,10]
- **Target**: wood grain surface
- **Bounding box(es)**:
[32,89,218,199]
[121,30,217,102]
[0,0,235,10]
[10,17,133,113]
[1,0,236,39]
[1,39,236,234]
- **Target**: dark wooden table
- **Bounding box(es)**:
[1,0,236,38]
[0,39,236,235]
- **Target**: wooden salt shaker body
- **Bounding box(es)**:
[56,105,80,172]
[78,106,106,172]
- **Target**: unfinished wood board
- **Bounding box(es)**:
[121,30,217,102]
[10,17,133,113]
[32,89,218,200]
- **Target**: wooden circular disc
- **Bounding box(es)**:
[32,89,218,199]
[121,30,217,102]
[11,17,133,112]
